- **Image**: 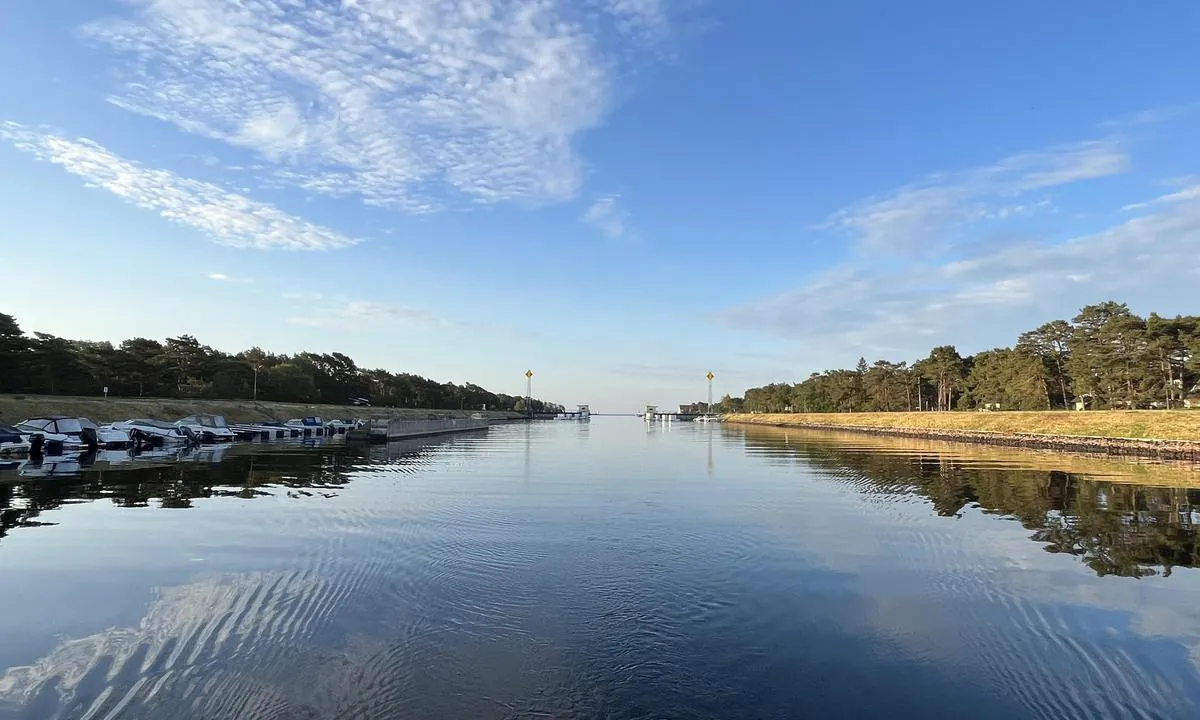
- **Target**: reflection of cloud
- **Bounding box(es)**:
[0,123,357,251]
[84,0,677,209]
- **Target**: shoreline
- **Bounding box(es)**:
[724,412,1200,461]
[0,394,522,426]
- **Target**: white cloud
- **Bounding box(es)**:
[83,0,678,210]
[0,122,358,251]
[1121,183,1200,212]
[288,299,459,331]
[821,140,1128,256]
[583,194,629,237]
[721,166,1200,368]
[207,272,254,284]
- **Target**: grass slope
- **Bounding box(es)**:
[0,394,519,425]
[725,410,1200,441]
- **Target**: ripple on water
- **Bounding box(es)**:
[3,423,1200,719]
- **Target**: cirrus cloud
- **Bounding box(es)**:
[820,140,1129,256]
[0,122,358,251]
[83,0,681,211]
[720,133,1198,370]
[583,194,629,238]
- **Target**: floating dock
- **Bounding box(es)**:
[347,417,490,443]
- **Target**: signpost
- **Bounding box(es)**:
[103,386,108,399]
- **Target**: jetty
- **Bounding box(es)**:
[347,416,490,443]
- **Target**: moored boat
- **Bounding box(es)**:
[107,419,196,445]
[325,418,361,434]
[285,417,328,436]
[229,422,290,440]
[556,404,591,421]
[12,418,90,455]
[175,415,237,443]
[0,424,32,456]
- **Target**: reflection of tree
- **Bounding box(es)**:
[740,430,1200,579]
[0,440,449,546]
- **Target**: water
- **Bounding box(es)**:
[2,419,1200,719]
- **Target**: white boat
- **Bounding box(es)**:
[107,419,196,445]
[12,419,89,455]
[285,417,327,435]
[325,418,362,434]
[229,422,290,440]
[15,416,133,448]
[17,416,131,449]
[0,424,31,456]
[693,415,722,424]
[175,415,237,443]
[556,404,592,421]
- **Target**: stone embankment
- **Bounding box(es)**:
[724,414,1200,461]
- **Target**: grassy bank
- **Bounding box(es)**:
[0,394,520,426]
[734,424,1200,485]
[725,411,1200,442]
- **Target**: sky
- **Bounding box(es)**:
[1,1,1199,412]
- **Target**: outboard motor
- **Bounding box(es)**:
[180,426,201,446]
[80,427,100,452]
[28,433,45,459]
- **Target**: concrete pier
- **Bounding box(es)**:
[348,417,490,443]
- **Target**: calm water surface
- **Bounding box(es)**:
[2,419,1200,719]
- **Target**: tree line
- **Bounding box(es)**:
[728,301,1200,413]
[0,312,563,413]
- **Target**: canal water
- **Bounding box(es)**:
[2,419,1200,719]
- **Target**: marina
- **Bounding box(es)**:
[0,409,496,475]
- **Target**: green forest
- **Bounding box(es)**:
[729,301,1200,414]
[0,312,563,413]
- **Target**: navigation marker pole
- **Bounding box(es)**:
[525,369,534,418]
[706,371,714,415]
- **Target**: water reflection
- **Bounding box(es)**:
[3,421,1200,719]
[733,425,1200,578]
[0,436,466,545]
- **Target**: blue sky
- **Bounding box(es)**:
[2,1,1199,411]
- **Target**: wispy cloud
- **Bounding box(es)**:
[722,134,1197,369]
[583,194,629,238]
[721,189,1200,365]
[0,122,358,251]
[1121,182,1200,212]
[820,140,1128,255]
[288,300,450,330]
[83,0,678,210]
[206,273,254,284]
